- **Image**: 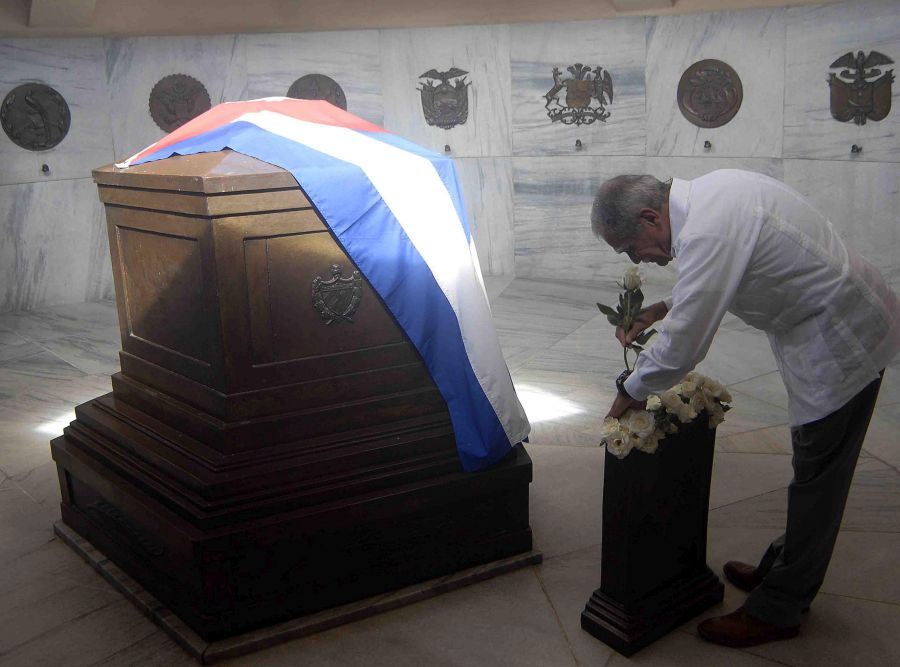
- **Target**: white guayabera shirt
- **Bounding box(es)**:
[623,169,900,426]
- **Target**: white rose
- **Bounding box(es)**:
[635,428,665,454]
[708,403,726,428]
[646,394,662,412]
[720,388,733,404]
[605,429,633,459]
[622,409,656,439]
[681,375,700,396]
[600,417,622,438]
[702,378,726,399]
[623,266,642,291]
[689,392,706,413]
[679,403,698,423]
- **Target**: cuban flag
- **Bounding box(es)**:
[117,98,530,472]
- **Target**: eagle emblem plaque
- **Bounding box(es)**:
[544,64,614,126]
[418,68,470,130]
[829,51,894,125]
[1,83,71,151]
[149,74,212,132]
[677,59,743,129]
[312,264,363,325]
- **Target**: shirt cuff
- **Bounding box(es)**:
[623,371,651,401]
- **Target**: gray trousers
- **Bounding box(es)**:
[743,372,884,628]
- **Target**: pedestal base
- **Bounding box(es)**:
[581,567,724,656]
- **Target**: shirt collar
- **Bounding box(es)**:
[668,178,690,257]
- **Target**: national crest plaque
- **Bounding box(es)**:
[677,59,743,129]
[1,83,71,151]
[312,264,363,324]
[544,64,614,126]
[418,68,470,130]
[829,51,894,125]
[149,74,212,132]
[288,74,348,110]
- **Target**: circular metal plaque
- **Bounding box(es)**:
[677,59,743,129]
[1,83,71,151]
[148,74,211,132]
[287,74,347,110]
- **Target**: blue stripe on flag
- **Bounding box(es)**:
[133,121,510,471]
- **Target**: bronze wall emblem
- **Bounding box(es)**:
[418,68,470,130]
[1,83,70,151]
[829,51,894,125]
[544,64,614,126]
[312,264,362,324]
[149,74,211,132]
[677,59,743,129]
[288,74,347,110]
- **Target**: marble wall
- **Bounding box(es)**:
[0,0,897,312]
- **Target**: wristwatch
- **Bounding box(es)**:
[616,369,633,399]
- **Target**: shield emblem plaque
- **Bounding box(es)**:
[311,264,363,325]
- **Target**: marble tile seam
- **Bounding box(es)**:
[857,450,900,477]
[529,567,581,667]
[708,483,789,514]
[0,598,118,660]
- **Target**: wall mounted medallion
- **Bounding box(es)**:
[149,74,211,132]
[418,68,470,130]
[677,59,743,129]
[0,83,71,151]
[829,51,894,125]
[287,74,347,110]
[544,64,614,126]
[312,264,362,324]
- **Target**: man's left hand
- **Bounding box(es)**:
[606,392,647,419]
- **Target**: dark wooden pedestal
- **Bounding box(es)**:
[51,152,536,644]
[581,416,724,656]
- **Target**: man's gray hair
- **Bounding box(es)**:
[591,175,669,241]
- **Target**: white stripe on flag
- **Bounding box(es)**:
[238,110,529,445]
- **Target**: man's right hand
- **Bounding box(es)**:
[616,300,669,348]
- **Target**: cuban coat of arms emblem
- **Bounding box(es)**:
[544,63,614,126]
[829,51,894,125]
[311,264,363,325]
[418,68,471,130]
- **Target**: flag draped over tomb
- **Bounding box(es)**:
[117,98,529,472]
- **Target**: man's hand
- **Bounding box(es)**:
[606,392,647,419]
[616,300,669,348]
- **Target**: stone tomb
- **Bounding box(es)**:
[51,150,536,641]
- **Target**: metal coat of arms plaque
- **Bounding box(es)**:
[677,59,743,129]
[149,74,211,132]
[288,74,347,110]
[544,64,614,126]
[312,264,363,325]
[418,68,470,130]
[829,51,894,125]
[1,83,71,151]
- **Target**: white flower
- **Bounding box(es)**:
[720,388,733,404]
[623,266,642,291]
[605,429,634,459]
[600,417,622,438]
[646,395,662,412]
[621,409,656,439]
[681,374,700,396]
[701,377,726,399]
[635,428,665,454]
[708,403,726,428]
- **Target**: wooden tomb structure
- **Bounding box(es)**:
[51,150,535,640]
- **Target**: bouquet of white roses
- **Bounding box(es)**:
[599,371,733,459]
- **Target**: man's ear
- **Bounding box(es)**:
[639,208,660,227]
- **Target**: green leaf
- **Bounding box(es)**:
[596,303,617,317]
[631,291,644,313]
[606,314,620,326]
[616,304,624,316]
[634,328,657,345]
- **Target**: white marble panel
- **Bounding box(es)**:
[105,35,248,161]
[0,38,114,185]
[0,178,109,312]
[784,0,900,162]
[646,8,786,158]
[510,19,646,157]
[242,30,382,126]
[784,159,900,289]
[453,157,514,276]
[380,25,510,157]
[512,155,647,282]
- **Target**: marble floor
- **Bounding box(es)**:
[1,276,899,666]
